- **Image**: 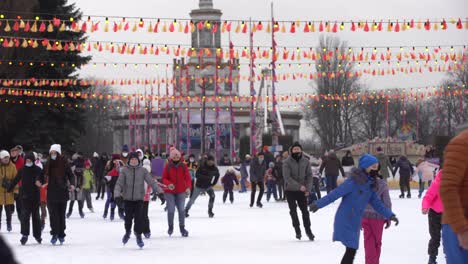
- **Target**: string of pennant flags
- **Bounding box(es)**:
[1,36,466,63]
[1,84,466,103]
[0,13,467,34]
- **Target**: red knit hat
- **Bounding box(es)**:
[84,159,91,167]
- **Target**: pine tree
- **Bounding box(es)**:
[0,0,91,154]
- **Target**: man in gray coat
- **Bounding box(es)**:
[283,142,314,241]
[250,152,266,208]
[114,152,163,248]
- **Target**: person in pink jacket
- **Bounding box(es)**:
[422,170,444,264]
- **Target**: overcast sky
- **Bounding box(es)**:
[70,0,467,137]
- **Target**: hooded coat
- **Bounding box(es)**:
[319,153,345,177]
[114,161,162,201]
[44,155,74,202]
[195,161,220,189]
[0,161,18,205]
[315,168,395,249]
[282,155,313,192]
[392,156,414,178]
[376,152,392,180]
[250,157,266,183]
[161,161,192,194]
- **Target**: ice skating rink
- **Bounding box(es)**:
[3,190,445,264]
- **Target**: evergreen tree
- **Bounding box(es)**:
[0,0,91,154]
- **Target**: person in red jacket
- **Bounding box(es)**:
[162,147,191,237]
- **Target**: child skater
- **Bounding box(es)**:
[221,167,239,203]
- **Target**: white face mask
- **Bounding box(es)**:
[189,158,194,162]
[51,155,57,160]
[122,152,128,158]
[25,162,33,167]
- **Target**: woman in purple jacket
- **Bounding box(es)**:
[222,167,239,203]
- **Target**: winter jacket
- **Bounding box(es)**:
[363,178,392,219]
[319,154,345,177]
[250,158,266,183]
[315,168,395,249]
[44,155,74,202]
[440,129,468,234]
[70,162,84,201]
[0,162,18,205]
[82,169,94,190]
[422,170,444,214]
[186,161,198,180]
[274,160,284,183]
[341,155,355,167]
[239,160,251,179]
[265,168,275,182]
[105,167,120,200]
[114,164,162,201]
[151,158,166,179]
[11,156,24,172]
[195,163,220,189]
[416,161,439,182]
[162,162,192,194]
[376,152,392,180]
[222,172,239,190]
[392,156,414,178]
[283,156,313,192]
[8,165,44,204]
[92,157,106,181]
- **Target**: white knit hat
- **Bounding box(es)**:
[93,152,99,158]
[49,144,62,155]
[0,150,10,159]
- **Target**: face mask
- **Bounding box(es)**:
[51,155,57,160]
[369,169,379,177]
[172,159,179,164]
[189,158,194,162]
[292,152,302,161]
[122,152,128,158]
[25,162,33,167]
[258,158,264,163]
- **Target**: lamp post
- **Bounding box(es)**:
[199,68,209,155]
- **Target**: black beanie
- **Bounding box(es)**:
[25,152,35,162]
[291,142,302,151]
[128,152,139,165]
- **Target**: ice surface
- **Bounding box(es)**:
[2,190,445,263]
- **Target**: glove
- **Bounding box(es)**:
[185,188,191,198]
[167,184,175,191]
[390,215,399,226]
[158,193,166,205]
[1,178,11,189]
[385,220,391,229]
[114,196,123,208]
[309,203,319,213]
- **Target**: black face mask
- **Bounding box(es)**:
[291,152,302,161]
[172,160,179,164]
[369,169,379,177]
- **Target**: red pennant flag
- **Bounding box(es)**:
[226,22,232,32]
[303,23,309,32]
[81,22,87,32]
[290,22,296,33]
[169,22,175,32]
[351,21,356,31]
[395,22,400,32]
[184,22,189,33]
[212,22,218,33]
[378,21,383,31]
[24,21,30,32]
[319,21,324,32]
[257,22,263,31]
[242,23,248,33]
[364,22,369,32]
[53,18,61,27]
[197,21,204,30]
[456,18,463,29]
[332,22,338,33]
[113,22,118,32]
[39,22,46,32]
[13,21,19,31]
[441,19,447,30]
[124,22,130,31]
[424,20,430,30]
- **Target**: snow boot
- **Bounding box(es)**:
[89,208,94,213]
[294,227,301,240]
[110,211,115,221]
[256,202,263,208]
[180,225,189,237]
[41,222,45,231]
[58,237,65,245]
[136,234,144,248]
[79,212,85,218]
[428,255,437,264]
[7,222,12,232]
[66,212,72,218]
[184,209,190,218]
[118,210,125,220]
[168,225,174,236]
[399,194,404,199]
[305,229,315,241]
[144,232,151,239]
[122,232,131,245]
[208,208,214,218]
[20,236,28,245]
[35,237,42,244]
[103,212,107,219]
[249,203,254,208]
[51,235,58,245]
[407,193,411,199]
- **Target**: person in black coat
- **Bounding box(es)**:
[341,150,355,167]
[185,155,220,218]
[392,155,414,198]
[93,152,107,200]
[8,152,44,245]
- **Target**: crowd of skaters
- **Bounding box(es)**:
[0,129,467,263]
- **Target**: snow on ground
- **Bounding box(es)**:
[3,190,445,264]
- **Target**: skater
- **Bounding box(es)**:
[440,129,468,263]
[44,144,75,245]
[39,169,48,231]
[238,154,251,193]
[186,154,198,197]
[103,154,122,220]
[67,154,85,218]
[341,150,355,167]
[392,155,414,198]
[250,152,266,208]
[416,158,439,198]
[310,154,399,264]
[319,151,345,194]
[361,167,392,264]
[82,159,95,213]
[93,152,107,200]
[7,152,44,245]
[9,146,24,222]
[310,160,322,201]
[185,155,220,218]
[273,155,285,201]
[0,150,18,232]
[283,142,314,240]
[422,170,444,264]
[114,152,163,248]
[142,159,153,238]
[221,167,239,203]
[375,147,392,181]
[265,162,279,202]
[161,147,191,237]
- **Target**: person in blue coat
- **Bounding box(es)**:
[310,154,400,264]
